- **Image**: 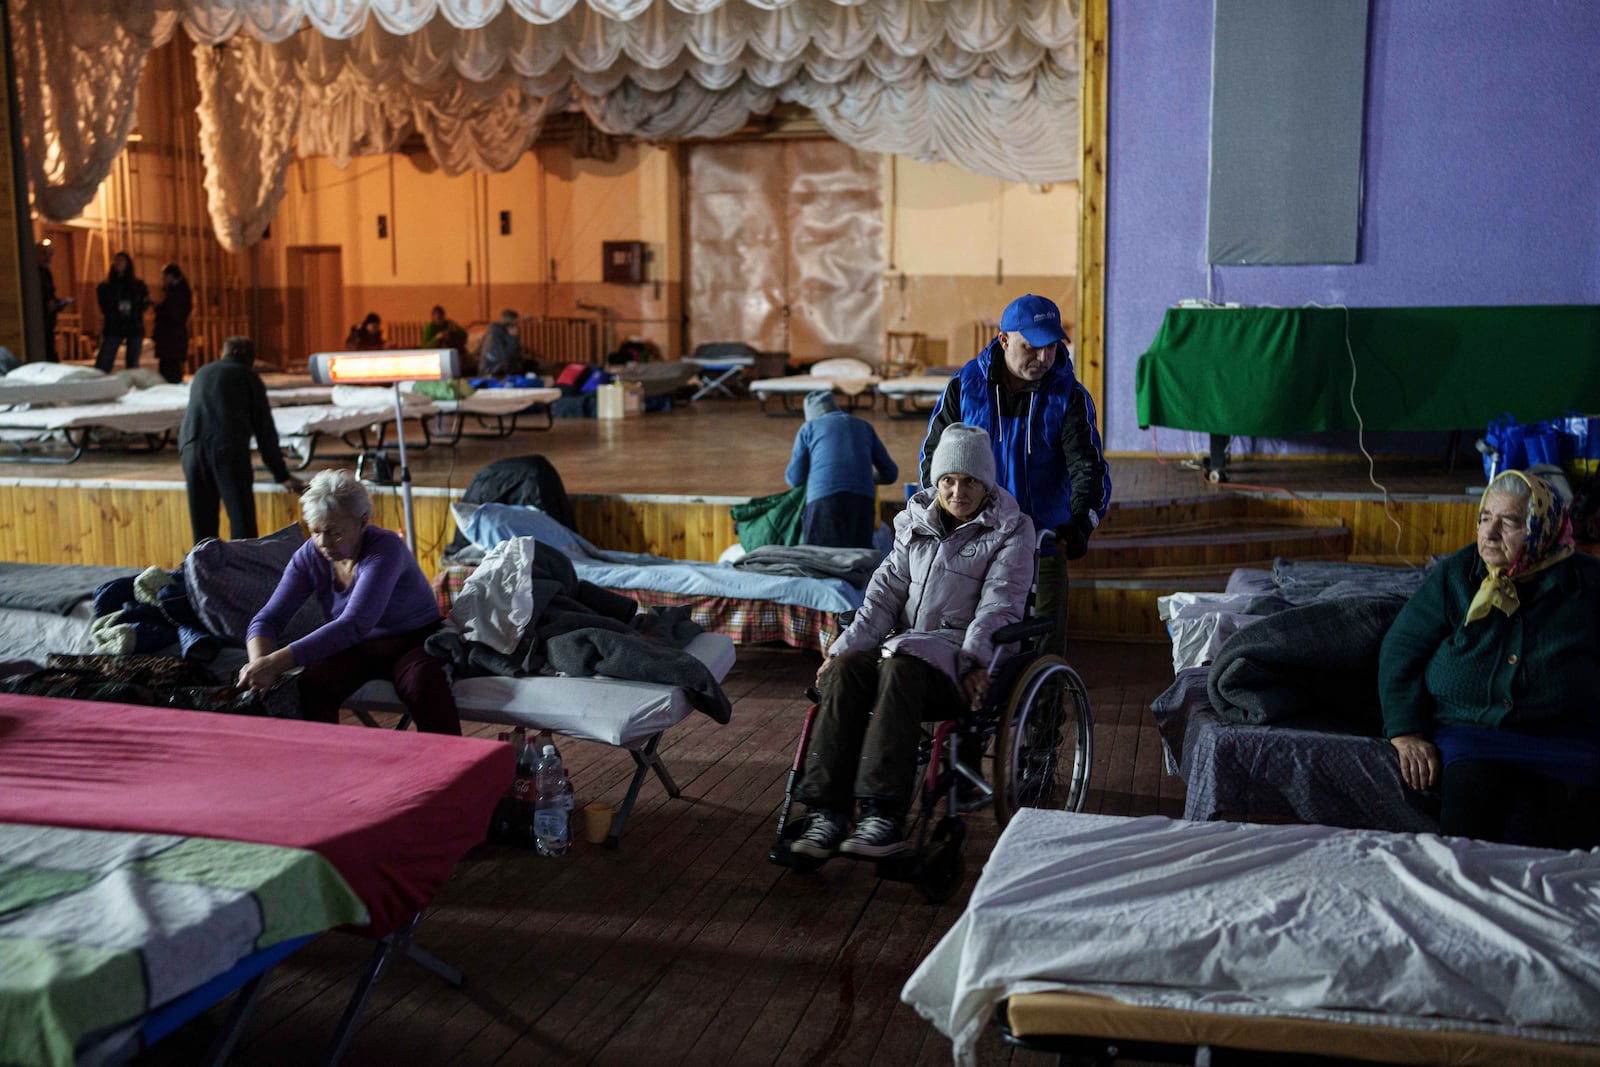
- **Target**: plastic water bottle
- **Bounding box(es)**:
[533,745,571,856]
[535,730,562,768]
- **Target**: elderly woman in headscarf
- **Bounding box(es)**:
[1379,469,1600,849]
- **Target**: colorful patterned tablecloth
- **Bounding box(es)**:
[0,823,366,1067]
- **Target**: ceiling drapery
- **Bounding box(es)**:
[13,0,1080,252]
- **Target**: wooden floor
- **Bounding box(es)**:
[133,640,1181,1067]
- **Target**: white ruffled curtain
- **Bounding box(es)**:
[14,0,1079,251]
[10,0,179,222]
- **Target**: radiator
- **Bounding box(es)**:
[520,316,603,365]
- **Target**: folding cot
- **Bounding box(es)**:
[263,384,334,406]
[746,356,880,414]
[270,390,439,468]
[0,363,129,407]
[408,384,561,442]
[1152,560,1439,832]
[904,809,1600,1067]
[348,629,737,848]
[875,372,954,417]
[0,561,133,666]
[0,385,191,462]
[0,692,509,1066]
[684,342,759,401]
[446,502,864,655]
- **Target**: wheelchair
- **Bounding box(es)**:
[766,598,1094,904]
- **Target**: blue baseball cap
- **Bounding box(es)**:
[1000,294,1068,348]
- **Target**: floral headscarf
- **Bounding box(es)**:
[1465,470,1575,625]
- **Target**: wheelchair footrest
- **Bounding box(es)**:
[871,850,931,882]
[767,844,818,870]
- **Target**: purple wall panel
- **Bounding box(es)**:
[1104,0,1600,453]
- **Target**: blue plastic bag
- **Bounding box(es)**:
[1482,413,1561,479]
[1557,414,1600,480]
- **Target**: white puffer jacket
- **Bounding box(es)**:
[828,485,1036,685]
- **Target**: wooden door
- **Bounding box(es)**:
[285,245,344,368]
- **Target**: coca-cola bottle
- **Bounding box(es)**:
[511,728,539,848]
[488,732,517,843]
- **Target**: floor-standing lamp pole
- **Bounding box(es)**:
[308,349,462,557]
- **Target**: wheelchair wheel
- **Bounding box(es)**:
[993,655,1092,828]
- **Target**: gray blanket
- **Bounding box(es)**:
[1155,667,1439,832]
[427,541,732,724]
[731,544,880,587]
[0,562,139,615]
[1207,595,1407,733]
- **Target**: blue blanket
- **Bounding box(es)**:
[461,503,863,614]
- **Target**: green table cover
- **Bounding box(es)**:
[1135,305,1600,435]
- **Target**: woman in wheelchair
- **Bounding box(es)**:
[788,424,1036,861]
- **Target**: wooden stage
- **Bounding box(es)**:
[4,390,1486,504]
[1,394,1484,641]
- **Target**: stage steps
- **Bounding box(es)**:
[1068,499,1352,641]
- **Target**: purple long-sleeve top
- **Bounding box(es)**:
[246,525,441,667]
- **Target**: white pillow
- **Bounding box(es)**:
[810,357,875,378]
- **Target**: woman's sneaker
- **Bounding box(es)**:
[789,810,848,859]
[840,813,907,858]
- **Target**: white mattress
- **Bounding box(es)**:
[0,395,189,436]
[684,354,754,368]
[903,810,1600,1067]
[0,600,97,666]
[264,386,334,407]
[748,375,880,397]
[876,375,953,398]
[349,631,736,748]
[270,399,435,439]
[0,376,129,407]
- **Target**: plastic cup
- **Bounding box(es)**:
[583,801,614,845]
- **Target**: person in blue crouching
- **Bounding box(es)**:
[785,390,898,549]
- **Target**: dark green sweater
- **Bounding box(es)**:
[1379,544,1600,738]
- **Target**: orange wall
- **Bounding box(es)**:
[42,36,1078,368]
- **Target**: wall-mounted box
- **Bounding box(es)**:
[602,240,648,285]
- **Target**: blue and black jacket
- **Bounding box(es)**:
[918,340,1111,537]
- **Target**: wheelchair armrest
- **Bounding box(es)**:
[992,618,1054,646]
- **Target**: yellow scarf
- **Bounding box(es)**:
[1464,471,1575,625]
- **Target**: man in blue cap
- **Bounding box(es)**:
[918,293,1110,656]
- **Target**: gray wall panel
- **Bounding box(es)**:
[1207,0,1368,265]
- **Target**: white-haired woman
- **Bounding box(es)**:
[240,469,460,734]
